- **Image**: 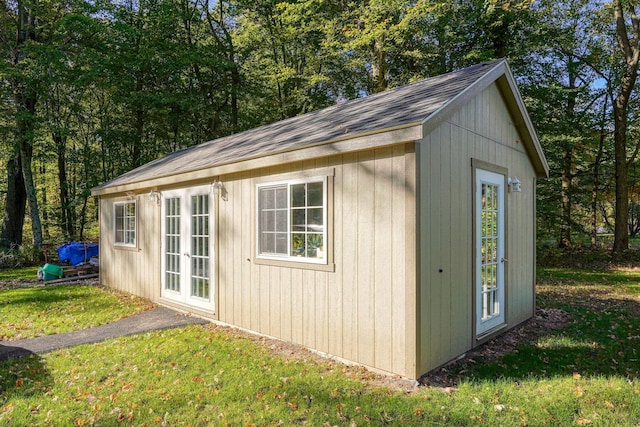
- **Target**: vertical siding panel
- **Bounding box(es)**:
[374,147,393,371]
[220,179,232,323]
[403,144,417,377]
[439,124,453,361]
[280,268,292,342]
[328,161,343,357]
[450,123,470,355]
[100,199,110,288]
[244,175,255,331]
[429,126,443,369]
[268,266,279,336]
[224,179,236,324]
[417,134,431,373]
[258,264,269,334]
[303,269,316,348]
[233,179,244,326]
[291,268,304,344]
[315,271,329,353]
[357,150,375,367]
[314,156,330,353]
[341,152,358,362]
[391,144,407,374]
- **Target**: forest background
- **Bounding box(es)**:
[1,0,639,261]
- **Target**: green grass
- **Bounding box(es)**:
[0,285,154,340]
[0,267,39,281]
[3,268,640,425]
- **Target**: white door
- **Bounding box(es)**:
[161,185,214,312]
[475,169,505,335]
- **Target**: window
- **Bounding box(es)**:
[257,178,327,263]
[114,201,136,246]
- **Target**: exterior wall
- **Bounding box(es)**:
[416,82,537,375]
[99,144,418,378]
[216,144,417,377]
[99,195,161,301]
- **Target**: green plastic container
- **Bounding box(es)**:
[39,263,64,281]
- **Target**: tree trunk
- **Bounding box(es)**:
[18,134,43,249]
[0,148,27,248]
[613,103,630,253]
[54,132,75,240]
[611,0,640,253]
[591,119,606,250]
[560,144,572,248]
[559,56,579,248]
[370,38,388,94]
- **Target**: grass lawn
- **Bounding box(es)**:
[2,267,640,425]
[0,267,39,281]
[0,283,155,340]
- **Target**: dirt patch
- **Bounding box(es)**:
[199,308,570,393]
[0,277,100,291]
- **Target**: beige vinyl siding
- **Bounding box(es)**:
[215,144,416,377]
[99,195,160,301]
[417,82,537,374]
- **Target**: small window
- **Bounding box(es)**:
[114,201,136,246]
[257,178,327,263]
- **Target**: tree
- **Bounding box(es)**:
[611,0,640,253]
[519,0,609,248]
[1,0,44,248]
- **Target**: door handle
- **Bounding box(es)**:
[501,258,508,263]
[183,253,190,258]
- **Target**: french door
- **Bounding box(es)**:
[475,169,505,336]
[161,185,214,312]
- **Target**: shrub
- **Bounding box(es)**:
[0,244,43,269]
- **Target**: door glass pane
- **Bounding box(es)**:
[191,194,209,300]
[480,182,499,320]
[164,197,181,292]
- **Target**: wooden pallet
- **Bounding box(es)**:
[62,264,99,277]
[44,273,99,284]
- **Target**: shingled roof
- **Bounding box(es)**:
[93,59,547,194]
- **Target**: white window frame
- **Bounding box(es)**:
[114,200,137,247]
[256,176,327,265]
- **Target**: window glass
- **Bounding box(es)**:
[257,178,326,263]
[114,201,136,246]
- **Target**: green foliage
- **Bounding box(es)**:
[0,0,637,250]
[0,245,43,268]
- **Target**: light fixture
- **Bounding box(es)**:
[508,177,522,193]
[147,190,161,205]
[212,180,228,201]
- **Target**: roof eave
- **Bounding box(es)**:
[91,123,423,197]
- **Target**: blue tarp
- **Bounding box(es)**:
[57,242,99,266]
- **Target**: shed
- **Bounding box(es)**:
[91,59,549,379]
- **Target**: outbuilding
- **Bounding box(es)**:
[91,59,549,379]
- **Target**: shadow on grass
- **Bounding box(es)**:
[0,347,52,402]
[0,286,93,308]
[451,285,640,383]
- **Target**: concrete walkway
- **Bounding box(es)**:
[0,307,209,361]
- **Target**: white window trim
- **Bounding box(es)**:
[256,176,328,265]
[114,200,137,247]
